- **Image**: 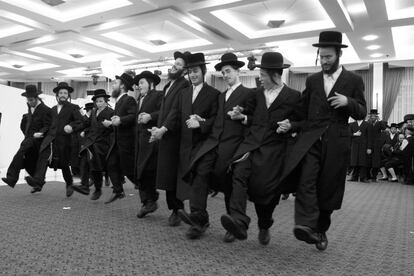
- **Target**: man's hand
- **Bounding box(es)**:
[354,130,362,136]
[138,113,151,124]
[33,132,44,139]
[111,115,121,126]
[148,127,167,143]
[276,119,291,133]
[367,149,372,155]
[80,131,85,138]
[63,125,73,134]
[190,114,205,122]
[102,119,112,128]
[186,117,200,129]
[327,92,348,109]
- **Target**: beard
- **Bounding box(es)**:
[322,56,340,74]
[57,96,68,105]
[168,68,184,80]
[112,87,121,98]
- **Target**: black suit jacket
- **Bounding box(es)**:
[20,102,52,139]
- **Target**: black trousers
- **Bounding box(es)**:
[138,169,159,205]
[79,152,103,190]
[6,139,38,182]
[33,144,73,186]
[254,195,280,230]
[166,190,183,211]
[351,166,368,180]
[107,145,134,194]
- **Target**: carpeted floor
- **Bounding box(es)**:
[0,180,413,275]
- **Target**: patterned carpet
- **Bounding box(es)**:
[0,179,413,276]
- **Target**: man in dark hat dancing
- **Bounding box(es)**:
[280,31,367,250]
[2,85,52,188]
[25,82,84,196]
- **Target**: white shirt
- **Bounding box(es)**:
[401,135,410,151]
[192,83,204,103]
[323,66,343,97]
[138,93,147,110]
[165,80,175,97]
[30,100,41,114]
[225,82,242,101]
[264,84,284,108]
[115,92,127,104]
[57,104,63,114]
[357,120,363,126]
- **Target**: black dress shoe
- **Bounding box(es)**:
[90,190,102,200]
[258,229,270,245]
[104,192,125,204]
[168,211,181,227]
[223,231,236,243]
[30,187,42,194]
[220,214,247,240]
[25,176,43,192]
[293,225,320,244]
[2,177,16,188]
[185,223,210,239]
[72,184,90,195]
[136,200,158,218]
[66,185,74,198]
[177,209,194,226]
[315,232,328,251]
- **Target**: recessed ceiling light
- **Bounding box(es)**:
[150,40,167,46]
[267,20,285,28]
[370,53,382,58]
[363,35,378,41]
[12,64,24,69]
[366,45,380,50]
[70,53,84,59]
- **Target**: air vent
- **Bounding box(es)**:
[41,0,65,7]
[267,20,285,28]
[12,64,24,69]
[70,54,84,59]
[150,40,166,46]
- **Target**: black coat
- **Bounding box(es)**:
[281,68,367,210]
[232,86,302,204]
[185,85,255,192]
[40,102,85,169]
[368,120,387,168]
[155,76,189,191]
[107,93,137,178]
[175,83,220,200]
[135,90,162,186]
[385,132,399,147]
[80,106,114,171]
[349,121,372,167]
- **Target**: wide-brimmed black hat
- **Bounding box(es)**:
[115,73,134,92]
[83,102,94,110]
[390,123,398,128]
[92,89,110,101]
[312,31,348,48]
[134,70,161,86]
[174,51,191,66]
[214,52,245,71]
[184,52,209,68]
[21,84,42,97]
[369,109,379,115]
[404,114,414,122]
[254,52,290,69]
[53,82,74,93]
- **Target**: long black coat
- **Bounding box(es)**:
[368,120,387,168]
[349,121,372,167]
[107,94,137,178]
[135,90,162,186]
[185,85,255,192]
[80,106,114,171]
[232,86,302,204]
[155,76,189,191]
[385,133,399,147]
[19,102,52,173]
[281,68,367,210]
[175,83,220,200]
[40,102,84,169]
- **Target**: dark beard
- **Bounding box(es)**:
[322,57,340,74]
[168,69,184,80]
[112,88,121,98]
[57,97,68,105]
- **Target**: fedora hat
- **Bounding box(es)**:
[115,72,134,92]
[312,31,348,48]
[390,123,397,128]
[184,52,209,68]
[134,70,161,86]
[91,89,110,101]
[174,51,191,65]
[83,102,94,111]
[404,114,414,122]
[21,84,42,97]
[369,109,379,115]
[214,52,245,71]
[254,52,290,69]
[53,82,74,93]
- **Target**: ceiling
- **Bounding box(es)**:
[0,0,414,81]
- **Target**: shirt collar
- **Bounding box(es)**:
[228,82,241,92]
[265,84,284,94]
[324,65,342,80]
[115,92,127,103]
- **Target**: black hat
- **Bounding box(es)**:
[390,123,397,128]
[185,52,209,68]
[83,102,94,111]
[174,51,191,66]
[53,82,74,93]
[21,84,42,97]
[404,114,414,122]
[312,31,348,48]
[91,89,110,101]
[134,70,161,86]
[254,52,290,69]
[214,52,245,71]
[115,72,134,92]
[369,109,379,115]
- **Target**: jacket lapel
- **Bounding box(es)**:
[192,84,209,111]
[327,68,349,98]
[224,85,243,109]
[267,86,290,111]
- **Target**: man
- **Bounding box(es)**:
[366,109,387,181]
[148,51,190,226]
[348,119,372,182]
[219,52,302,245]
[104,73,137,204]
[2,85,52,188]
[26,82,84,196]
[281,31,367,250]
[177,52,255,240]
[387,123,399,147]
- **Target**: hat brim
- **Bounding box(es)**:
[53,86,74,93]
[115,75,134,91]
[254,64,291,69]
[312,42,348,48]
[134,74,161,86]
[92,94,110,101]
[184,62,209,68]
[21,91,42,97]
[214,60,245,71]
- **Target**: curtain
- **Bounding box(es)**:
[287,71,308,92]
[388,67,414,123]
[382,63,404,121]
[353,65,373,112]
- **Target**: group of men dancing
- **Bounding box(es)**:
[2,31,367,250]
